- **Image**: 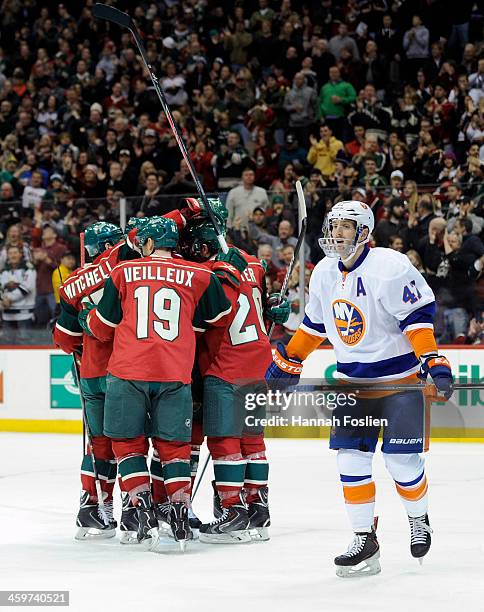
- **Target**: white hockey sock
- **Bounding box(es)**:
[383,453,428,518]
[337,449,375,532]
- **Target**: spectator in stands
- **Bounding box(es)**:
[407,195,436,250]
[307,124,343,180]
[283,72,317,148]
[32,225,67,325]
[318,66,356,140]
[373,197,407,247]
[226,167,269,230]
[0,245,36,343]
[52,251,76,311]
[389,235,405,252]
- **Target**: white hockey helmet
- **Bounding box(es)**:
[319,200,374,260]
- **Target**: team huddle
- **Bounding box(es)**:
[53,198,454,576]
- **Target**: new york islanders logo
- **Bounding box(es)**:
[332,299,366,345]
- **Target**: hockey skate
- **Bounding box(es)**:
[212,480,223,519]
[155,501,172,534]
[75,490,116,540]
[409,514,432,564]
[169,502,192,551]
[156,501,201,539]
[199,494,251,544]
[119,492,139,545]
[247,486,270,542]
[136,491,159,547]
[334,528,381,578]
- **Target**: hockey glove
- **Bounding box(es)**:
[419,353,453,400]
[216,247,248,274]
[265,343,302,388]
[78,303,95,337]
[180,197,203,222]
[265,293,290,325]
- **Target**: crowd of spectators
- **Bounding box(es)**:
[0,0,483,344]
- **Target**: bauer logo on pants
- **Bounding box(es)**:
[50,355,81,409]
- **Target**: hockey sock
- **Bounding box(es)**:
[80,436,116,503]
[190,420,204,492]
[150,448,168,504]
[337,449,376,532]
[383,453,428,517]
[113,437,151,502]
[241,435,269,503]
[153,439,191,504]
[208,437,246,508]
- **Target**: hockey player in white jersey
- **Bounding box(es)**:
[266,200,453,577]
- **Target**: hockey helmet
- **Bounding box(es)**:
[319,200,374,261]
[135,216,178,251]
[84,222,124,258]
[181,217,225,261]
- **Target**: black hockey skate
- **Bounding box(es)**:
[156,501,200,540]
[75,490,116,540]
[247,486,270,541]
[155,501,171,533]
[409,514,432,563]
[212,480,223,519]
[334,528,381,578]
[136,491,159,546]
[169,502,192,551]
[120,492,139,545]
[199,494,251,544]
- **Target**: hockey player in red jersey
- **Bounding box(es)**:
[53,221,140,540]
[78,216,233,550]
[179,200,290,543]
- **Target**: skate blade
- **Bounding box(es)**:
[418,557,424,566]
[75,526,116,541]
[249,527,270,541]
[335,552,381,578]
[199,530,252,545]
[120,530,139,545]
[149,533,190,554]
[158,520,174,538]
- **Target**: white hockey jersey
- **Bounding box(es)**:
[301,246,436,382]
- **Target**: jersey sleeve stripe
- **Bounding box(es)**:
[300,314,327,338]
[55,323,83,336]
[204,305,232,324]
[95,309,118,328]
[398,301,435,331]
[404,323,434,332]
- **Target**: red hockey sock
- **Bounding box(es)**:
[153,439,191,503]
[241,435,268,503]
[208,437,246,508]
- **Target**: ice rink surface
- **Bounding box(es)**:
[1,434,483,612]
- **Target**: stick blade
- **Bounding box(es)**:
[295,180,307,222]
[93,3,132,28]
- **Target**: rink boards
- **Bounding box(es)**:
[0,346,482,440]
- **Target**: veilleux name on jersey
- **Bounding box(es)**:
[122,264,194,286]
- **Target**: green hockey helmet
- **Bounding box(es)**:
[84,222,124,258]
[182,217,224,261]
[126,216,149,233]
[135,216,179,251]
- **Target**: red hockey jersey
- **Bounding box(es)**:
[53,242,127,378]
[87,254,232,383]
[197,252,273,383]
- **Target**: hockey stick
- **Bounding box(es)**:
[92,3,228,254]
[268,180,307,339]
[191,451,211,502]
[72,350,110,526]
